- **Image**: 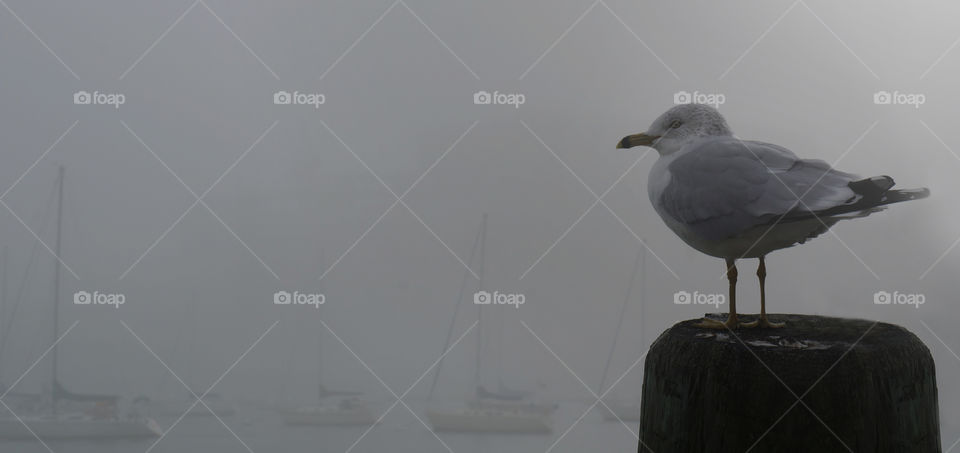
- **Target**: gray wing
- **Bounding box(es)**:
[661,137,859,241]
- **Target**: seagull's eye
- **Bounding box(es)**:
[670,120,683,129]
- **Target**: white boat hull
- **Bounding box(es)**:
[0,417,162,440]
[425,409,551,433]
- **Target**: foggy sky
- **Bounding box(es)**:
[0,0,958,435]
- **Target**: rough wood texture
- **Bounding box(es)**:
[639,314,940,453]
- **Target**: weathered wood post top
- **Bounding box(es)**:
[639,314,940,453]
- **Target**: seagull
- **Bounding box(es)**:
[617,104,929,329]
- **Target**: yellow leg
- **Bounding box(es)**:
[694,258,742,329]
[750,256,783,328]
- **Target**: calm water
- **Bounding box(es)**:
[2,403,640,453]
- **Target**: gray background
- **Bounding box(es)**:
[0,0,956,451]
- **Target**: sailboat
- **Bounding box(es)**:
[278,253,377,427]
[425,215,552,434]
[466,307,557,416]
[278,384,376,426]
[598,248,645,422]
[0,166,162,440]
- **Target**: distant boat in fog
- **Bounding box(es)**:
[0,167,162,441]
[598,248,645,423]
[278,252,377,427]
[425,215,553,434]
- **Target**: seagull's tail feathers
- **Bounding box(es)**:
[879,187,931,205]
[780,176,928,224]
[848,175,929,210]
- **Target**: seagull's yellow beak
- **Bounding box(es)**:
[616,133,660,149]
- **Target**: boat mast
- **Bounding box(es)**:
[598,247,642,395]
[51,165,64,415]
[317,249,324,401]
[474,214,486,391]
[425,216,484,402]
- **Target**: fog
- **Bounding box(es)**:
[0,0,958,451]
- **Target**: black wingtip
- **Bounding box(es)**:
[848,176,895,199]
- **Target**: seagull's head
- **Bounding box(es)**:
[617,104,732,155]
